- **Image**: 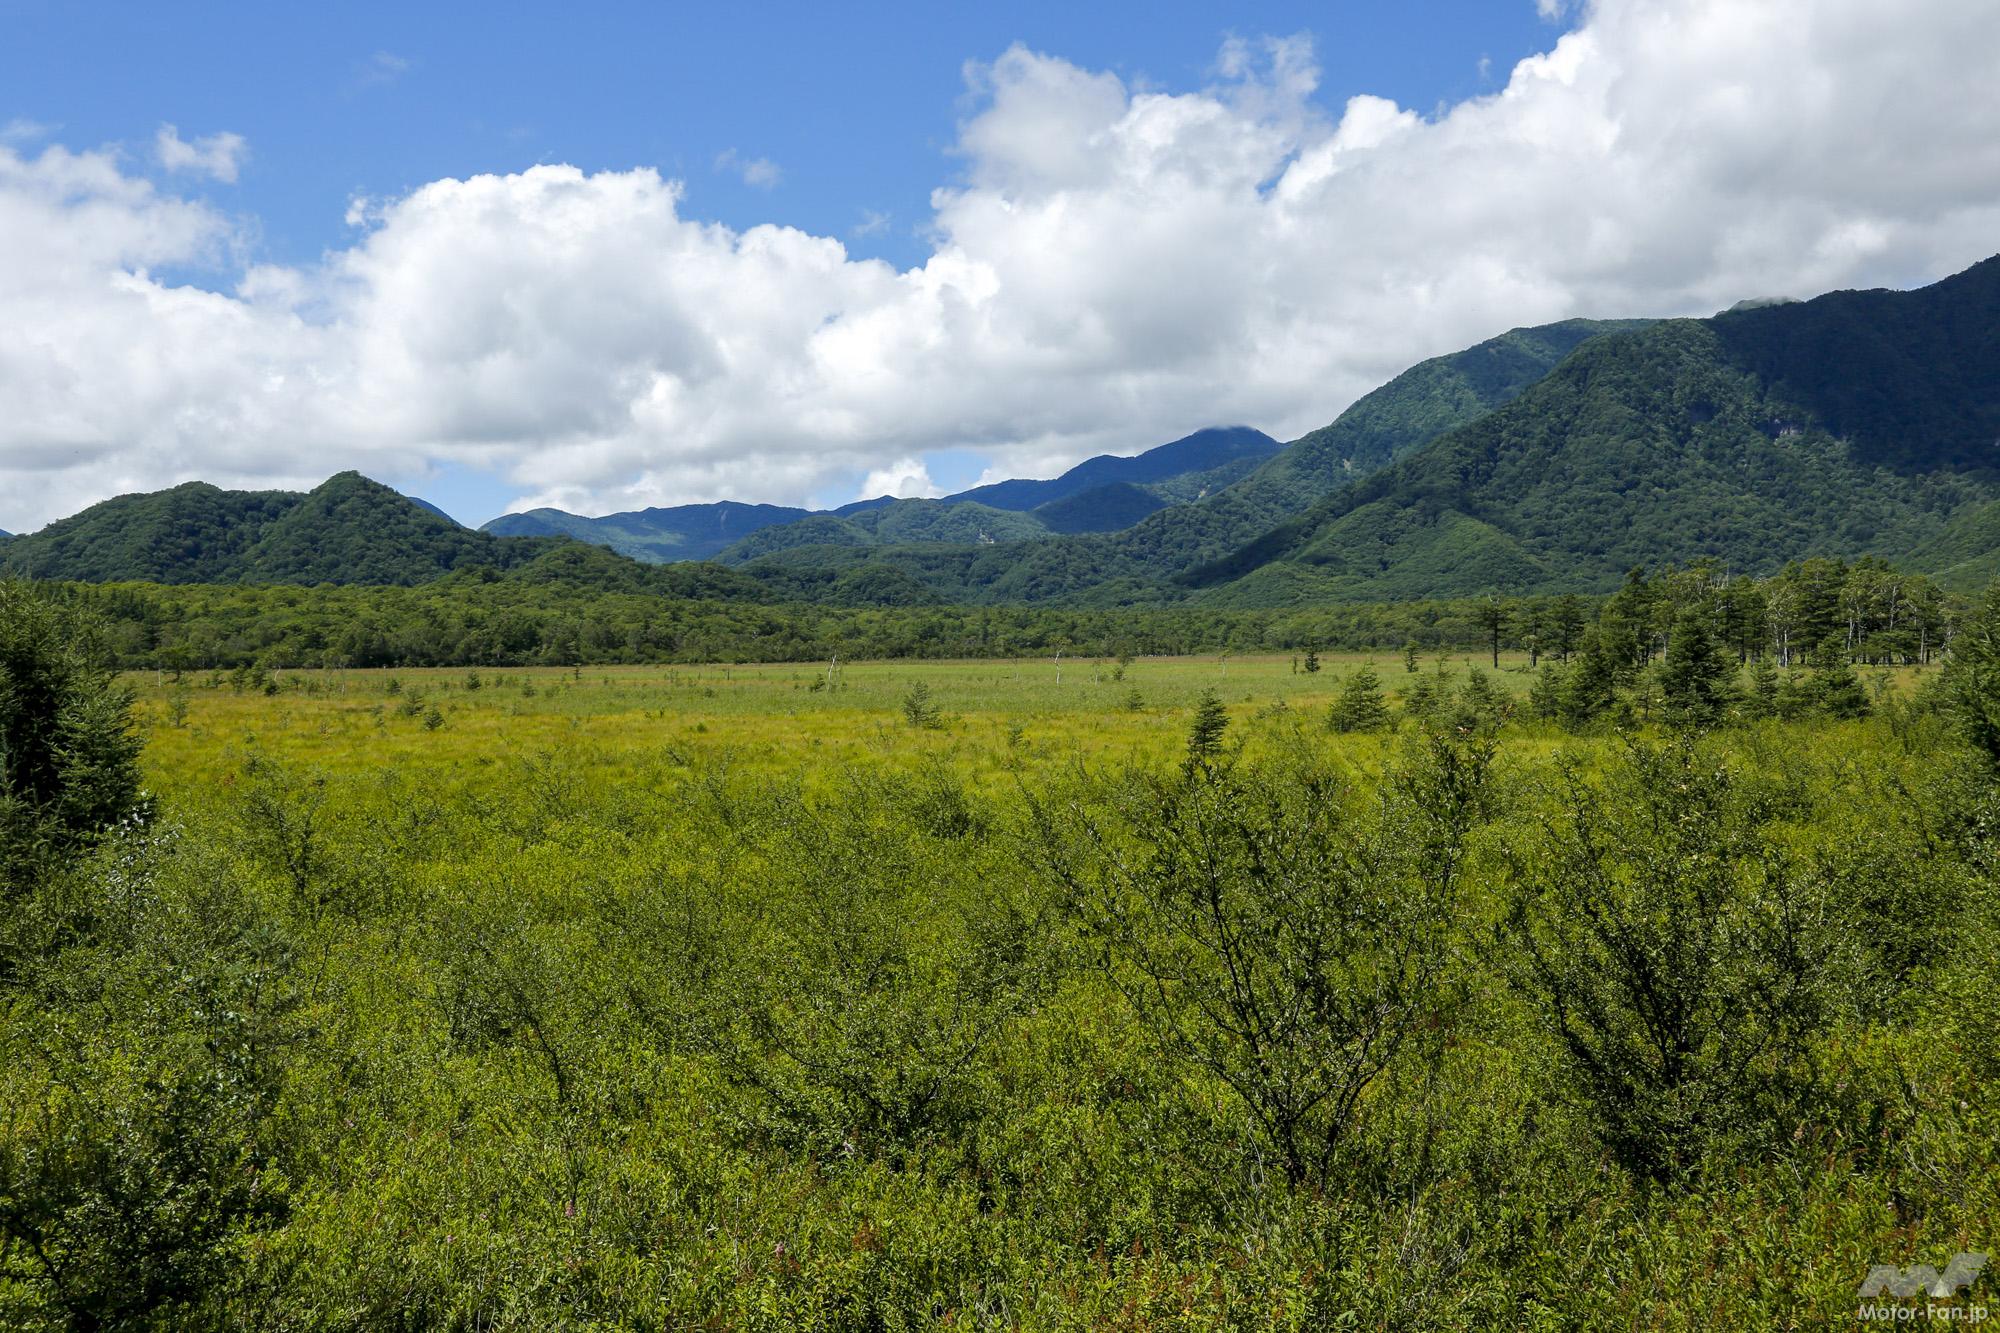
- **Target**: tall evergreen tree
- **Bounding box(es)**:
[0,581,147,893]
[1744,658,1780,720]
[1328,665,1389,733]
[1805,636,1870,719]
[1599,568,1658,670]
[1185,689,1230,775]
[1559,627,1621,729]
[1661,605,1739,730]
[1943,587,2000,768]
[1550,595,1588,663]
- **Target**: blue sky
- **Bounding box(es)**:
[5,0,1557,275]
[2,1,1994,533]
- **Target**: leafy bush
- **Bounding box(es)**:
[1035,728,1494,1191]
[1492,737,1839,1180]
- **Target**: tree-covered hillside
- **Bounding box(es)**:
[717,499,1050,562]
[1,473,560,586]
[1076,318,1654,580]
[1187,258,2000,604]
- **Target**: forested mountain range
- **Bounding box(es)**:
[725,317,1652,600]
[480,426,1282,562]
[1183,255,2000,604]
[5,256,1998,604]
[729,257,2000,606]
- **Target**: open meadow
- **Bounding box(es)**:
[135,652,1542,786]
[7,614,1996,1329]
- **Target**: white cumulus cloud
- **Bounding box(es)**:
[1,0,1998,533]
[154,124,247,183]
[859,457,944,501]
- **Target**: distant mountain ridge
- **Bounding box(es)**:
[480,426,1283,564]
[484,501,817,563]
[945,425,1279,511]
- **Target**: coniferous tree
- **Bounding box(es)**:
[1403,663,1453,723]
[1661,606,1739,730]
[1600,567,1659,668]
[0,581,147,893]
[1327,665,1389,733]
[1550,594,1588,663]
[1473,597,1509,669]
[1944,586,2000,770]
[1558,628,1621,730]
[1744,658,1780,720]
[1185,689,1230,774]
[1458,669,1513,732]
[1529,663,1569,721]
[1805,637,1870,719]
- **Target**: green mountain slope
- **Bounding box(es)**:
[0,482,305,583]
[1188,257,2000,604]
[1032,482,1167,534]
[720,499,1051,562]
[1077,318,1653,581]
[1902,500,2000,591]
[3,473,560,585]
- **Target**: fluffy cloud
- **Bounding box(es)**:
[154,124,247,182]
[3,0,1999,531]
[859,457,944,501]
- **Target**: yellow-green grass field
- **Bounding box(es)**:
[128,650,1926,799]
[9,647,1971,1329]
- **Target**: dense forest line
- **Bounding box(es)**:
[39,555,1966,675]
